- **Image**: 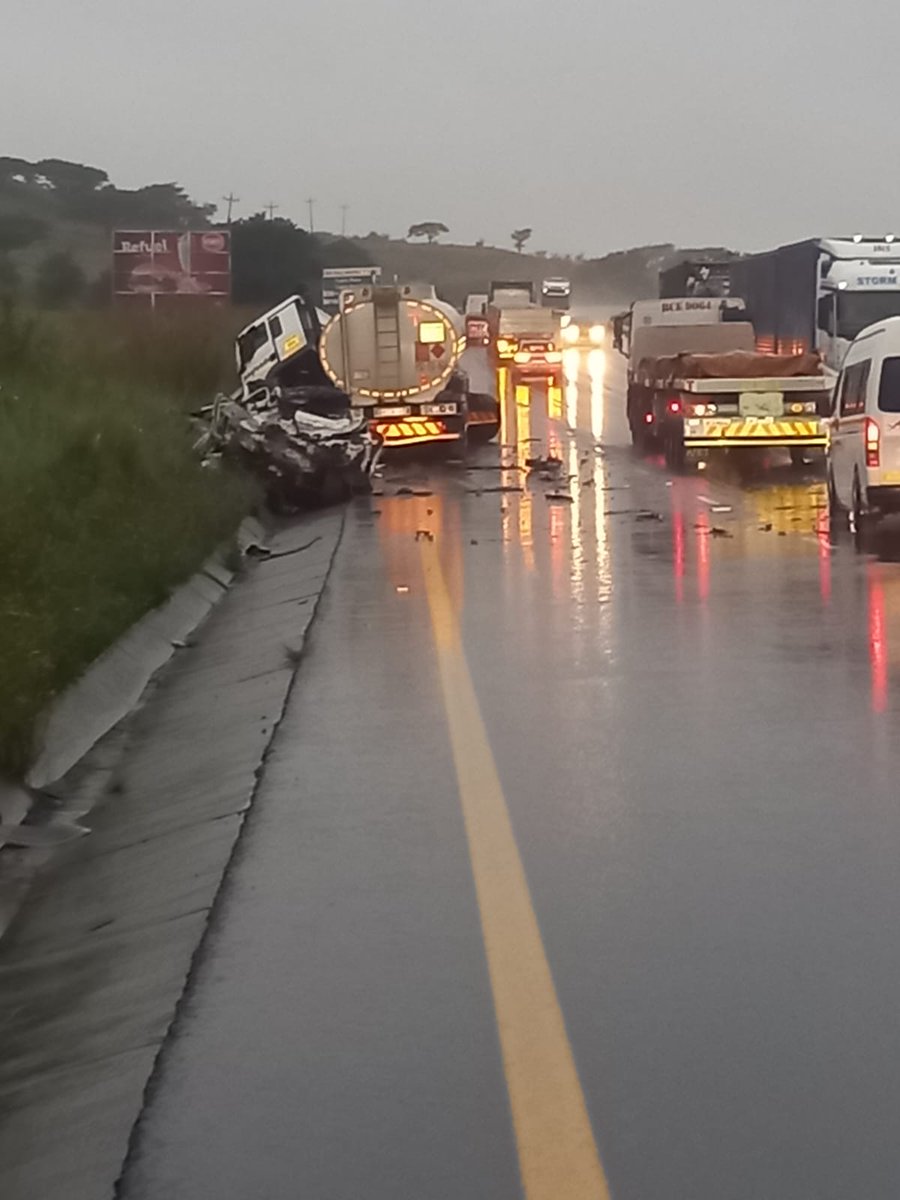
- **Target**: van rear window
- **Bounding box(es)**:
[878,357,900,412]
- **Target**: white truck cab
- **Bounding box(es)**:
[236,296,329,396]
[828,316,900,532]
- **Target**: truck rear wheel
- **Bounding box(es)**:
[664,425,686,472]
[467,393,501,445]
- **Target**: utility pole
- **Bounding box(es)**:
[264,201,279,220]
[306,197,316,234]
[340,204,349,237]
[222,192,240,224]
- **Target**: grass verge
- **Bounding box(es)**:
[0,305,256,777]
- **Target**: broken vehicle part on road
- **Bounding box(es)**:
[196,384,380,512]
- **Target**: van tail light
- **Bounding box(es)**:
[865,417,881,468]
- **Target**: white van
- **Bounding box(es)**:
[828,316,900,531]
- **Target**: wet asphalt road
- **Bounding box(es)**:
[121,348,900,1199]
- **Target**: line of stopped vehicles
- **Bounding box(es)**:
[200,240,900,534]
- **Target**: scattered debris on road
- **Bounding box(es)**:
[526,454,564,472]
[467,484,525,495]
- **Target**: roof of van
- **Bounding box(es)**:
[846,315,900,349]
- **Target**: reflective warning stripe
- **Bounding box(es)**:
[694,419,822,440]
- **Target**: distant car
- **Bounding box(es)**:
[509,338,563,378]
[541,277,572,310]
[828,315,900,535]
[561,315,606,347]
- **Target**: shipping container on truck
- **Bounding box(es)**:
[730,237,900,375]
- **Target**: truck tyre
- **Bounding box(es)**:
[851,472,876,548]
[626,384,643,449]
[827,468,845,529]
[467,392,501,445]
[664,425,686,472]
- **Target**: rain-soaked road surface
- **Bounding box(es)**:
[121,348,900,1200]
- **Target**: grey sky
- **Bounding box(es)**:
[5,0,898,256]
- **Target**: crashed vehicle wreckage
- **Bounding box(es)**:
[195,297,381,510]
[196,285,501,509]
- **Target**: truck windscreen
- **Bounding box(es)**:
[837,292,900,341]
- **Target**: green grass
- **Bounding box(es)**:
[0,305,256,777]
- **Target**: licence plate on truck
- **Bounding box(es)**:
[420,402,458,416]
[739,392,784,418]
[374,405,412,418]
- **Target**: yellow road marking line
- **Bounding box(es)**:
[420,540,611,1200]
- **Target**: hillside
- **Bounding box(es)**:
[336,236,683,308]
[339,237,739,309]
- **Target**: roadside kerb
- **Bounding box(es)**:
[0,509,345,1200]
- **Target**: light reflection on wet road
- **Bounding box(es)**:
[121,348,900,1200]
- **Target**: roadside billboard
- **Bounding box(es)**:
[322,265,382,312]
[113,230,231,307]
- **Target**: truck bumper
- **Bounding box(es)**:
[684,417,827,449]
[370,413,466,447]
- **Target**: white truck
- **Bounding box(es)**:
[731,236,900,376]
[486,279,562,374]
[613,297,829,469]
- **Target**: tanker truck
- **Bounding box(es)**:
[320,282,499,449]
[236,285,499,452]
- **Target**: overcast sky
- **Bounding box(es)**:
[4,0,898,256]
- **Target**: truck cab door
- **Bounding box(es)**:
[237,320,278,393]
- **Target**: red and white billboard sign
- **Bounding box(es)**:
[113,230,230,304]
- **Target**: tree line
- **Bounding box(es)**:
[0,158,374,308]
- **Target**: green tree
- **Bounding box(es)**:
[34,251,86,309]
[231,214,322,306]
[0,157,38,190]
[0,255,20,296]
[512,228,533,253]
[36,158,108,195]
[408,222,448,244]
[0,214,47,253]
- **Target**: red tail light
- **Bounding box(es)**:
[667,399,682,416]
[644,412,654,424]
[865,417,881,468]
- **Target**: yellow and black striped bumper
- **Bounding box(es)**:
[684,418,827,449]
